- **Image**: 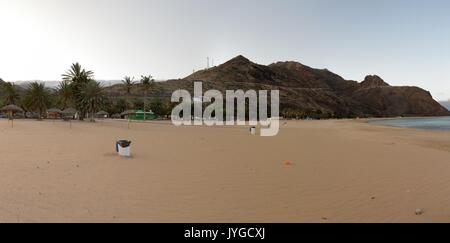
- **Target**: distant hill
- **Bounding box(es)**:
[13,81,60,89]
[111,55,448,118]
[11,80,123,89]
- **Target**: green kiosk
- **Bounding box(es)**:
[128,110,157,121]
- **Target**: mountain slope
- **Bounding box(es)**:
[106,55,450,118]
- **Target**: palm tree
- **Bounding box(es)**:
[24,82,50,120]
[2,82,20,105]
[78,80,106,122]
[56,81,73,109]
[122,76,135,95]
[62,63,94,83]
[140,75,154,120]
[62,63,94,120]
[122,76,135,109]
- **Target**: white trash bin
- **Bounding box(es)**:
[250,127,257,135]
[116,140,132,157]
[118,146,131,157]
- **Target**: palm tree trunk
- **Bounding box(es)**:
[126,92,130,112]
[9,111,13,128]
[90,103,94,122]
[144,90,147,121]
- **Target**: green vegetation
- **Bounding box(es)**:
[0,63,168,121]
[23,82,51,120]
[62,63,95,120]
[140,75,154,120]
[2,82,20,105]
[1,63,348,121]
[78,80,106,122]
[281,108,336,120]
[56,81,74,110]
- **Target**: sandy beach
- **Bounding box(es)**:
[0,119,449,223]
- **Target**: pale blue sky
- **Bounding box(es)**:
[0,0,449,100]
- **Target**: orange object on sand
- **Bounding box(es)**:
[284,161,293,166]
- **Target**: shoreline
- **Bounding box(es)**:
[366,116,450,133]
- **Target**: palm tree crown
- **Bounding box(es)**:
[122,76,135,95]
[62,63,94,84]
[78,80,106,121]
[24,82,51,119]
[2,82,20,105]
[140,75,154,95]
[62,63,95,120]
[56,81,73,109]
[140,75,155,120]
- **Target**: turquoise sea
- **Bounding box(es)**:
[369,117,450,131]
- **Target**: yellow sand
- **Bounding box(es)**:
[0,119,449,223]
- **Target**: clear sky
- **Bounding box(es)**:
[0,0,449,100]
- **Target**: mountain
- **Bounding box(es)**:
[3,55,449,118]
[135,55,448,118]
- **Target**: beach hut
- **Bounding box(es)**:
[1,104,24,128]
[96,111,109,119]
[47,108,62,119]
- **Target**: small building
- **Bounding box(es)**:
[128,110,157,121]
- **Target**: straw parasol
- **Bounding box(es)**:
[47,108,63,113]
[62,108,78,116]
[96,110,109,118]
[61,108,78,129]
[97,110,108,115]
[1,104,23,113]
[120,110,136,129]
[120,110,136,117]
[1,104,24,128]
[47,108,62,120]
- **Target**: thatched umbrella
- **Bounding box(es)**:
[1,104,24,128]
[120,110,136,129]
[47,108,62,120]
[61,108,78,129]
[61,108,77,118]
[47,108,62,113]
[120,110,136,117]
[96,110,109,118]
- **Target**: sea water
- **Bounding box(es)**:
[369,117,450,131]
